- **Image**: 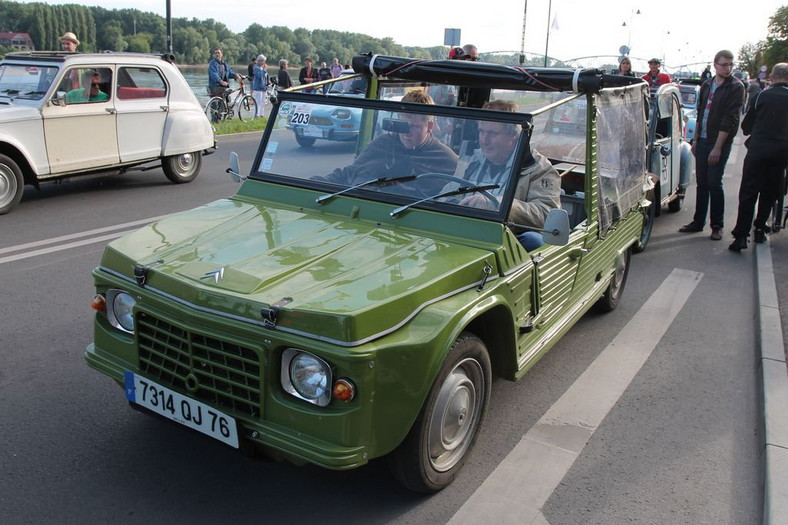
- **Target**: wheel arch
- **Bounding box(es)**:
[0,141,38,188]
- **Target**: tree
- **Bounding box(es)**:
[761,5,788,70]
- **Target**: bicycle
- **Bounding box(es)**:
[204,76,256,123]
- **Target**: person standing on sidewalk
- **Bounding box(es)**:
[252,54,268,118]
[679,50,744,241]
[729,63,788,251]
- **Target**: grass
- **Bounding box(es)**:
[212,117,268,135]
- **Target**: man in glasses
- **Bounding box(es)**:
[66,70,108,103]
[679,49,744,241]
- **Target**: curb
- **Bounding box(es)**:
[756,241,788,524]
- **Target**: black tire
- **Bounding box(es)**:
[388,333,491,493]
[633,189,656,253]
[238,95,257,122]
[596,248,631,313]
[295,134,317,147]
[205,96,227,123]
[0,153,24,215]
[162,151,202,183]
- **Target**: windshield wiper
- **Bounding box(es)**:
[390,184,500,218]
[0,89,20,95]
[20,90,48,97]
[316,174,417,204]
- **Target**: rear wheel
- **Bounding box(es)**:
[205,96,227,123]
[238,95,257,121]
[0,153,24,215]
[633,189,656,253]
[162,151,202,183]
[596,248,631,313]
[388,333,491,493]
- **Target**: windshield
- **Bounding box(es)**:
[256,94,532,217]
[0,64,59,100]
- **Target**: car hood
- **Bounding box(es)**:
[101,198,495,345]
[0,104,41,123]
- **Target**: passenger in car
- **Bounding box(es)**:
[458,100,561,250]
[316,90,457,185]
[66,70,109,103]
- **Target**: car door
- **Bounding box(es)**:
[41,66,119,175]
[114,65,168,163]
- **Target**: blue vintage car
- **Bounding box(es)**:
[678,79,701,141]
[284,70,366,147]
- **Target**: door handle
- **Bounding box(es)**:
[105,108,116,114]
[160,105,169,112]
[568,247,589,260]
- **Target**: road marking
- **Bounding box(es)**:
[448,268,703,525]
[0,214,171,264]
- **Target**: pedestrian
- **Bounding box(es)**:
[330,57,343,78]
[208,47,243,98]
[701,65,712,81]
[60,31,79,52]
[318,61,332,93]
[615,57,636,77]
[247,57,255,80]
[252,54,268,118]
[729,63,788,251]
[745,78,762,113]
[277,59,293,90]
[299,56,319,94]
[679,50,745,240]
[642,58,671,93]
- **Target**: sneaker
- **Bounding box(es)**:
[754,229,767,243]
[710,227,722,241]
[729,237,748,251]
[679,222,704,233]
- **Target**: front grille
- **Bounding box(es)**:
[136,311,262,417]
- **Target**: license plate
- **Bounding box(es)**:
[303,125,323,138]
[124,371,239,448]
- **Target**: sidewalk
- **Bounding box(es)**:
[757,231,788,524]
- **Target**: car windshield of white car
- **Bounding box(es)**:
[0,64,59,100]
[256,96,532,218]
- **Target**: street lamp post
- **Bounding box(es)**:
[621,8,641,53]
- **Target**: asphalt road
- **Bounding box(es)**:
[0,133,761,524]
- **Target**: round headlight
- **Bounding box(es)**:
[289,353,331,405]
[331,108,352,120]
[107,290,136,333]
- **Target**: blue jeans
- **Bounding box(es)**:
[693,139,732,228]
[517,231,544,252]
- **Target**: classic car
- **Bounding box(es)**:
[286,69,368,147]
[678,79,702,140]
[85,54,651,492]
[0,51,215,214]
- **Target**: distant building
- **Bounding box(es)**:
[0,32,35,51]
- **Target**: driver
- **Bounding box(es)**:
[316,91,457,185]
[458,100,560,250]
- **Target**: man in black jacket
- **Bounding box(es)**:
[679,50,745,240]
[729,63,788,251]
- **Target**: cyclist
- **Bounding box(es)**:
[208,47,243,99]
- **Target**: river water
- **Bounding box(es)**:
[180,66,283,107]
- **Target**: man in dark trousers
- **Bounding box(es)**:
[679,49,744,240]
[729,63,788,251]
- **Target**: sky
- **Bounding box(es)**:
[23,0,784,69]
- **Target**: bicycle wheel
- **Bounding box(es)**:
[205,96,228,123]
[238,95,257,121]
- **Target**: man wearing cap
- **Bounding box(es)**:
[60,32,79,52]
[642,58,671,92]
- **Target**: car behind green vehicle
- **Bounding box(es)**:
[85,54,651,492]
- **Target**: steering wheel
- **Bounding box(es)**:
[412,172,499,208]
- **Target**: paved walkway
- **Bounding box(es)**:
[757,230,788,524]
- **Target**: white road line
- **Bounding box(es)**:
[0,214,171,264]
[0,214,172,255]
[448,268,704,525]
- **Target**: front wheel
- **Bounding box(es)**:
[295,134,317,147]
[205,96,227,123]
[238,95,257,121]
[388,333,491,493]
[595,248,631,313]
[0,153,24,215]
[162,152,203,183]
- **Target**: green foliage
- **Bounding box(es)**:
[213,116,267,136]
[738,5,787,78]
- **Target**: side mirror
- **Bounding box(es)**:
[541,208,570,246]
[226,152,246,183]
[52,91,67,107]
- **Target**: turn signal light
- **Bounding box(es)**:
[91,294,107,312]
[332,378,355,402]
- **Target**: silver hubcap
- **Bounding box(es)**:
[427,357,484,472]
[610,252,627,298]
[174,153,195,176]
[0,164,17,208]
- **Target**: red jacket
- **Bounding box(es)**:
[642,71,671,89]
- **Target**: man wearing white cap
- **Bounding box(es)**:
[60,32,79,52]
